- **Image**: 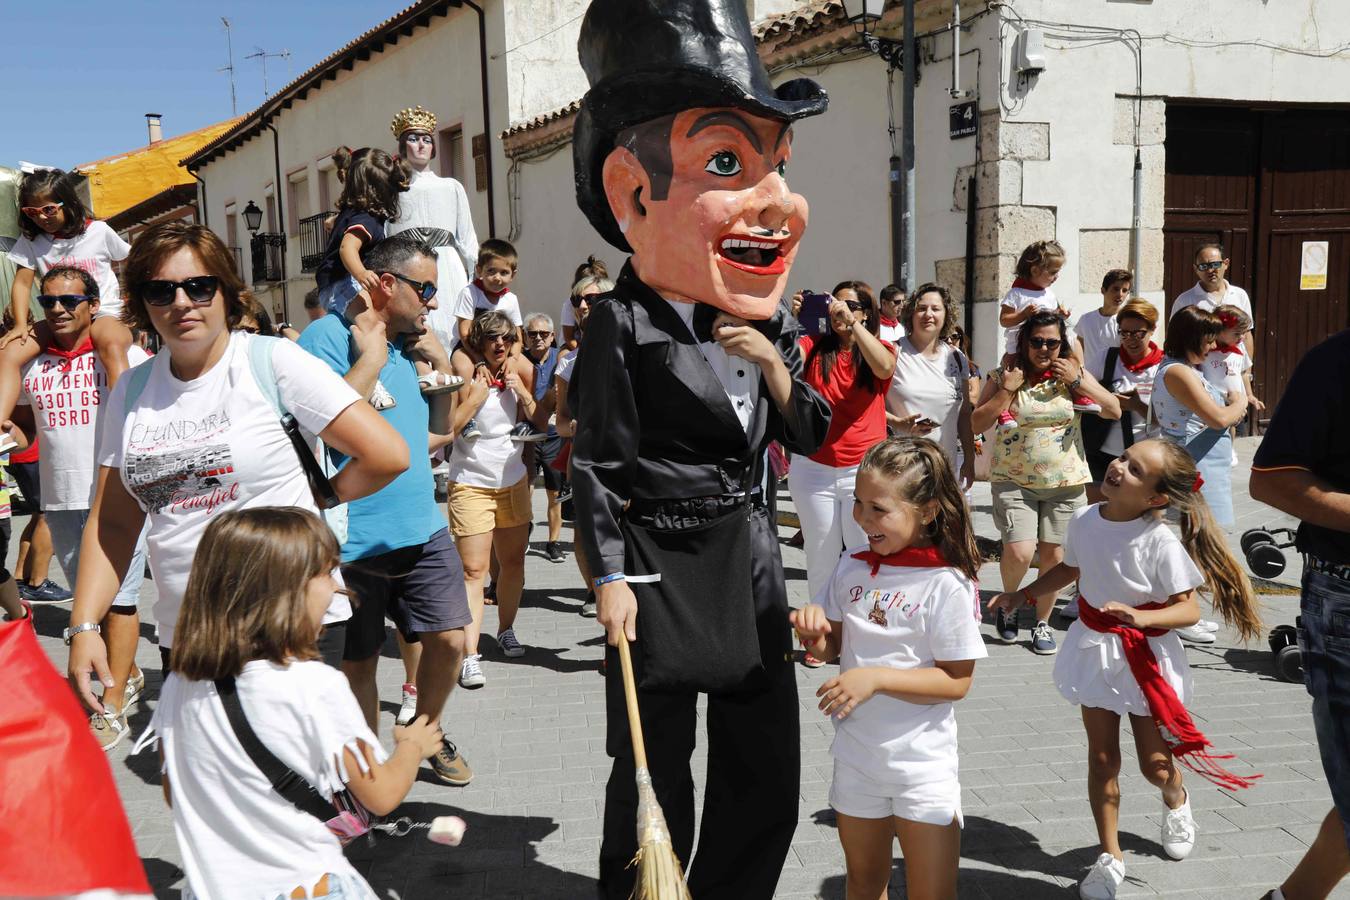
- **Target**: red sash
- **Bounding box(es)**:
[1077,598,1259,790]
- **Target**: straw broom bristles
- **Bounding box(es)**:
[618,636,693,900]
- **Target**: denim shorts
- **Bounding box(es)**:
[1299,564,1350,850]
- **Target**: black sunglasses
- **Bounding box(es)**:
[1028,337,1062,350]
[385,271,437,302]
[569,293,592,308]
[526,329,553,339]
[485,333,518,345]
[1119,328,1150,338]
[1195,260,1224,272]
[138,276,219,307]
[844,301,870,313]
[37,294,94,311]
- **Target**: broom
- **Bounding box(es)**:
[617,634,693,900]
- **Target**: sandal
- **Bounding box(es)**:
[418,372,465,395]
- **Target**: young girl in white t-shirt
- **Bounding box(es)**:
[989,438,1261,900]
[791,437,986,900]
[0,169,134,441]
[1202,304,1263,467]
[139,508,443,900]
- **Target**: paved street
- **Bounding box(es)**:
[28,436,1346,899]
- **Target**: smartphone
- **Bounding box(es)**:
[797,291,831,335]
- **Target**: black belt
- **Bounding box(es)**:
[628,488,765,530]
[1306,555,1350,582]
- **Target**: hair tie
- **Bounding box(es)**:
[1192,473,1205,493]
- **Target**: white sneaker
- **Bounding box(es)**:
[498,628,526,658]
[396,683,418,726]
[458,654,486,689]
[1079,853,1125,899]
[1176,623,1217,644]
[1162,791,1197,860]
[1198,618,1220,633]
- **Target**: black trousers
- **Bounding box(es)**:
[598,509,800,900]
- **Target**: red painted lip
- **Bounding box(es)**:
[716,234,789,277]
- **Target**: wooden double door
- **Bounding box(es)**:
[1163,104,1350,414]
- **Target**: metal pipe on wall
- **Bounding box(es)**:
[901,0,917,289]
[264,120,289,325]
[1129,148,1142,282]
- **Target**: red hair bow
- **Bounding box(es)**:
[1218,312,1240,329]
[1192,473,1205,493]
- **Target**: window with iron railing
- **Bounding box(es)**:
[229,246,244,280]
[250,233,285,282]
[299,213,328,273]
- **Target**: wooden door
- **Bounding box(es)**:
[1255,109,1350,407]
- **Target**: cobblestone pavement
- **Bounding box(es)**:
[28,438,1347,899]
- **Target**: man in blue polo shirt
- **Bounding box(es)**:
[299,236,473,786]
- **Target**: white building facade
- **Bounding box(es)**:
[189,0,1350,409]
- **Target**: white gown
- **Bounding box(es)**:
[388,169,480,354]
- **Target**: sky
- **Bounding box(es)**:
[0,1,399,170]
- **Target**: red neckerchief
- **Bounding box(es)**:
[1120,342,1163,373]
[1077,598,1260,790]
[850,544,947,577]
[1028,365,1057,384]
[1011,277,1043,292]
[46,338,93,372]
[879,315,899,329]
[1214,343,1243,356]
[473,278,506,301]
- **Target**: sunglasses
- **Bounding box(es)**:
[137,276,219,307]
[526,330,553,339]
[569,294,593,308]
[1028,337,1062,350]
[238,325,260,334]
[943,334,963,345]
[485,333,518,345]
[21,201,63,218]
[405,134,434,145]
[844,301,870,313]
[1196,260,1225,272]
[385,271,437,302]
[1119,328,1151,338]
[37,294,93,311]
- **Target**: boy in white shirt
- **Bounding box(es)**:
[1076,268,1132,377]
[449,239,524,439]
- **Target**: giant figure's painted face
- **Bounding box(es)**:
[601,106,807,319]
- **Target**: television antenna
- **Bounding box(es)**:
[245,46,292,98]
[219,17,238,116]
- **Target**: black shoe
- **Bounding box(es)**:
[15,579,31,601]
[994,606,1018,643]
[27,579,73,604]
[545,541,566,563]
[580,592,597,618]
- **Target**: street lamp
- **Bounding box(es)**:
[839,0,903,66]
[242,200,263,233]
[843,0,884,26]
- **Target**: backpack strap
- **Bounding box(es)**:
[214,676,336,822]
[246,334,286,419]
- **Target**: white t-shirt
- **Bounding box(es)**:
[1201,345,1250,397]
[1001,283,1069,353]
[878,320,906,344]
[447,382,526,489]
[1099,353,1162,458]
[449,283,523,351]
[1171,282,1253,323]
[816,550,987,785]
[555,349,578,384]
[1076,309,1120,377]
[18,344,149,510]
[1063,505,1204,608]
[6,221,131,317]
[885,339,969,470]
[145,660,384,900]
[97,333,361,647]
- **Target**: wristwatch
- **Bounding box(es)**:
[63,622,100,645]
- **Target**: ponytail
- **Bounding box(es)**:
[1154,441,1262,640]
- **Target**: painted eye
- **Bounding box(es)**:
[705,151,742,177]
[775,159,787,177]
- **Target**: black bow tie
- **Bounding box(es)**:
[692,303,720,344]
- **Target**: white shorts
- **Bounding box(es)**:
[829,758,964,826]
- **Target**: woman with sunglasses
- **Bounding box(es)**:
[66,222,408,711]
[973,311,1120,655]
[446,310,547,688]
[788,280,896,663]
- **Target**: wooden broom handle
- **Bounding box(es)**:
[616,634,648,771]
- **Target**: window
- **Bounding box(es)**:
[439,124,465,182]
[265,195,277,233]
[225,211,238,249]
[287,173,311,235]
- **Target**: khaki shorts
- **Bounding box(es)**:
[448,476,532,537]
[991,481,1086,545]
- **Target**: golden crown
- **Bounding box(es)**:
[391,105,437,137]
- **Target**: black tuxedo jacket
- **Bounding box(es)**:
[570,262,831,578]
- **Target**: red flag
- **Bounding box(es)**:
[0,620,152,896]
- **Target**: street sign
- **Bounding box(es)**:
[949,100,976,139]
[1300,240,1328,290]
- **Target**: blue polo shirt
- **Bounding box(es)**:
[298,311,443,562]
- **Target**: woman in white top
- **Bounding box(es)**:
[448,310,546,684]
[68,223,406,709]
[884,283,974,485]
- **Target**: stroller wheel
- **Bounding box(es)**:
[1247,542,1287,579]
[1274,644,1304,683]
[1241,529,1276,556]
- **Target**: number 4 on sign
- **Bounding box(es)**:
[949,100,976,139]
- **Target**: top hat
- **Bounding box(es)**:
[574,0,828,252]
